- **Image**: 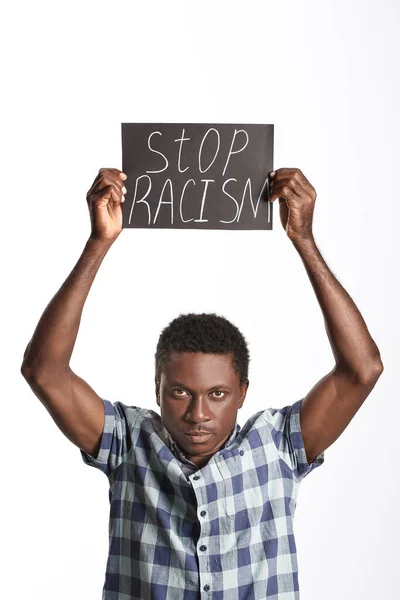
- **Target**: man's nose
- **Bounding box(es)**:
[186,396,212,422]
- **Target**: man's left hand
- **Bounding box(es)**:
[268,168,317,242]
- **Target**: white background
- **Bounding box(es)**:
[2,1,398,598]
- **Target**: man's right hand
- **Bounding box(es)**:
[86,168,127,243]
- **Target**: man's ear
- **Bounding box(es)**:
[238,379,249,409]
[155,376,160,406]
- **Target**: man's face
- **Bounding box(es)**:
[156,351,248,468]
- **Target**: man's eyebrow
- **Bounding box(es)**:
[167,381,231,391]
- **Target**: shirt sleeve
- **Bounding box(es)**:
[80,398,131,477]
[266,398,325,479]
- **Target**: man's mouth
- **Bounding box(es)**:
[185,432,212,442]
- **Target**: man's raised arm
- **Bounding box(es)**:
[268,168,384,463]
[21,168,127,458]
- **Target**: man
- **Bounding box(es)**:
[21,167,383,600]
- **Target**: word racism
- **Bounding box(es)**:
[121,123,274,230]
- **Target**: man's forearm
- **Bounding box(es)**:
[292,236,383,382]
[21,236,113,379]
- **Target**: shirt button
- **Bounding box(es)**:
[239,450,244,456]
[199,545,207,552]
[200,510,206,517]
[193,475,200,480]
[203,584,210,592]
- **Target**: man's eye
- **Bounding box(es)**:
[212,391,225,398]
[174,389,187,396]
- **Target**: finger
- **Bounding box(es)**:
[271,176,307,197]
[269,167,300,180]
[91,184,123,206]
[107,182,125,204]
[293,171,316,198]
[269,189,299,204]
[269,186,301,204]
[99,171,125,190]
[89,180,124,204]
[86,171,103,197]
[87,168,127,195]
[270,167,305,179]
[92,173,125,196]
[271,168,315,198]
[99,167,127,180]
[269,179,304,203]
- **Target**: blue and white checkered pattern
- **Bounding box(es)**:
[81,398,324,599]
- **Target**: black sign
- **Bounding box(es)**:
[121,123,274,230]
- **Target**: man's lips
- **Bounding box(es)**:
[184,432,213,442]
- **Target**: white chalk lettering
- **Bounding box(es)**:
[179,179,195,223]
[130,175,152,225]
[174,128,190,173]
[236,175,269,222]
[153,179,174,224]
[146,131,169,173]
[256,175,270,221]
[126,126,271,228]
[193,179,214,222]
[198,128,220,173]
[220,178,239,223]
[222,129,249,177]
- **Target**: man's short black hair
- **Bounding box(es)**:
[155,312,250,389]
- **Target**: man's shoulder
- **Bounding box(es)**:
[244,399,303,435]
[104,399,150,427]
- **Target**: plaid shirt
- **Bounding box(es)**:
[80,397,324,599]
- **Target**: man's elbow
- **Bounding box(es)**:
[21,362,33,380]
[357,359,384,386]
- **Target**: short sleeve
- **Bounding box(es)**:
[266,398,325,479]
[80,398,131,477]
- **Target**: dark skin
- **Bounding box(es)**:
[156,352,248,468]
[268,168,383,462]
[21,167,383,468]
[157,168,385,467]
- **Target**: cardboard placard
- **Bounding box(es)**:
[121,123,274,230]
